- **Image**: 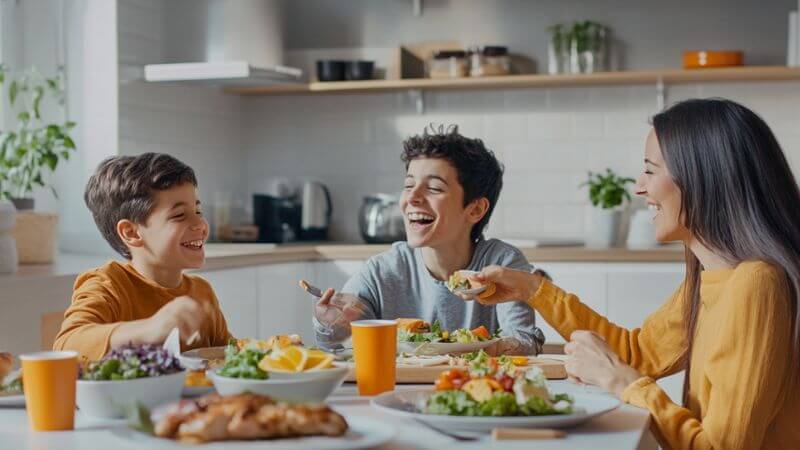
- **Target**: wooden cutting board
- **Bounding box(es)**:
[338,357,566,384]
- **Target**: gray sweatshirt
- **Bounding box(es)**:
[313,238,545,355]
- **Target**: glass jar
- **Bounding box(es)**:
[569,22,608,74]
[470,46,510,77]
[547,24,571,75]
[428,50,469,79]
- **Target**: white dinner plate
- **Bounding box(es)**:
[0,393,25,407]
[397,338,498,356]
[110,415,396,449]
[370,388,620,433]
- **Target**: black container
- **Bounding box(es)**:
[344,60,374,81]
[252,194,301,243]
[316,60,346,82]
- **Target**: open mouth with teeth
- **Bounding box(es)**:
[181,239,205,251]
[406,211,436,231]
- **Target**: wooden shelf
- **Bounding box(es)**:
[226,66,800,96]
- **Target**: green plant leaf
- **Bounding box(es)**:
[9,80,18,105]
[63,136,75,149]
[17,111,29,123]
[32,86,44,119]
[42,153,57,171]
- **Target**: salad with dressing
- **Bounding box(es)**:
[425,351,575,416]
[397,319,499,344]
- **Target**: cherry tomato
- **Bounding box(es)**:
[471,326,490,340]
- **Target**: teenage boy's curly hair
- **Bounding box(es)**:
[401,124,503,242]
[84,153,197,258]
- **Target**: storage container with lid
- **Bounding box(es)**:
[428,50,469,79]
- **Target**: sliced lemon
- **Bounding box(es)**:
[511,356,529,366]
[258,355,297,373]
[304,350,334,371]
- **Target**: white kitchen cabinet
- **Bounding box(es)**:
[313,260,364,291]
[195,267,259,339]
[533,263,609,343]
[606,266,685,329]
[256,263,317,343]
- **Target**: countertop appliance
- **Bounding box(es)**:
[359,194,406,244]
[300,182,332,240]
[253,194,300,243]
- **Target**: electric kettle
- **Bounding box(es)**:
[300,181,332,240]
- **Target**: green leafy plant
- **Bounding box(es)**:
[0,64,76,201]
[581,168,635,209]
[570,21,607,53]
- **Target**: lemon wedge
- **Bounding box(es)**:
[305,349,335,371]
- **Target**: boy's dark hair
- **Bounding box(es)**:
[401,124,503,242]
[85,152,197,259]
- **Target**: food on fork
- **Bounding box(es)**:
[153,393,348,443]
[447,270,496,298]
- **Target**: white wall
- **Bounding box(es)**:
[117,0,247,233]
[241,81,800,242]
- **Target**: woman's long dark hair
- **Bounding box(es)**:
[652,98,800,404]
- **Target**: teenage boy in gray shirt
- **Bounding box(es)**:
[313,125,545,355]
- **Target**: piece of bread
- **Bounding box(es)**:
[0,352,13,380]
[396,318,430,334]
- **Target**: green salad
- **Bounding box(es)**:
[426,352,575,417]
[0,375,22,394]
[217,341,269,379]
[398,320,499,344]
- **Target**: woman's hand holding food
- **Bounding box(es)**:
[314,289,370,329]
[563,330,642,397]
[454,265,544,305]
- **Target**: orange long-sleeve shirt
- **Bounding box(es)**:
[528,260,799,449]
[53,261,232,361]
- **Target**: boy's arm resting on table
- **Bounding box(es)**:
[528,279,687,377]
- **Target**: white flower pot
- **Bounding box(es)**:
[584,206,621,248]
[0,201,18,273]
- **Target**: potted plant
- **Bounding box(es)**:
[569,21,608,74]
[0,65,76,264]
[581,168,635,248]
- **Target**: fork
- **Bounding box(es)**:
[413,418,480,441]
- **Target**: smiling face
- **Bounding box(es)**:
[635,129,689,242]
[125,182,209,270]
[400,157,488,249]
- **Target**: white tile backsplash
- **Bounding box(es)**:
[236,81,800,242]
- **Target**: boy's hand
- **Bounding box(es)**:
[314,288,370,329]
[146,296,209,344]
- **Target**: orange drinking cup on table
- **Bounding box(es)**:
[350,319,397,396]
[20,351,78,431]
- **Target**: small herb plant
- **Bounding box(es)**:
[0,65,76,201]
[581,169,635,209]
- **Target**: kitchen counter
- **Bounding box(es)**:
[0,242,684,282]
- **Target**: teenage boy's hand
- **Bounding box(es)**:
[147,296,209,344]
[314,289,370,329]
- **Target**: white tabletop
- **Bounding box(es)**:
[0,382,654,450]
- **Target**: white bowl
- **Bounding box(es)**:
[77,371,186,419]
[208,366,347,402]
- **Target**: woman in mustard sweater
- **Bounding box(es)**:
[463,98,800,449]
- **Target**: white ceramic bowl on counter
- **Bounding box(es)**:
[77,371,186,419]
[208,366,348,403]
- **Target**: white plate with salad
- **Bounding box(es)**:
[397,319,499,355]
[370,353,619,433]
[0,369,24,407]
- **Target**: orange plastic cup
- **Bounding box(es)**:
[350,320,397,396]
[20,351,78,431]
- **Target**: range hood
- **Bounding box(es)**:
[144,0,301,87]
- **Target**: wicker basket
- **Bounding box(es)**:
[11,211,59,264]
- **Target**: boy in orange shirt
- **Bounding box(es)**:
[53,153,231,360]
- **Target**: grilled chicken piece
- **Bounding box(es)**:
[154,393,348,443]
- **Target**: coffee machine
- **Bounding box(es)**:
[252,194,301,243]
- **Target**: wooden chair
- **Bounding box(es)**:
[40,310,66,350]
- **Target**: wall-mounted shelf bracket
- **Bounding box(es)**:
[409,88,425,114]
[412,0,423,17]
[656,76,665,111]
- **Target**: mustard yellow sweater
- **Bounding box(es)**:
[528,261,799,449]
[54,261,232,361]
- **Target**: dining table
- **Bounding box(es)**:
[0,381,655,450]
